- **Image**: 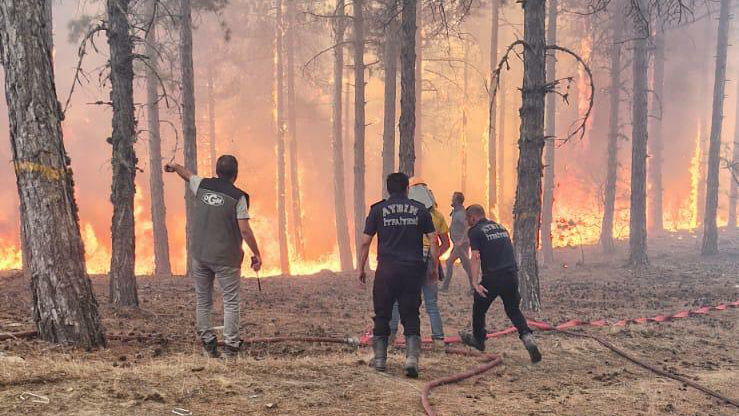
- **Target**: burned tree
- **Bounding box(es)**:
[398,0,417,175]
[487,0,500,217]
[512,0,546,311]
[275,0,290,274]
[381,1,400,196]
[627,2,650,266]
[286,0,305,259]
[600,2,624,254]
[207,63,217,175]
[729,66,739,231]
[145,1,172,276]
[353,0,366,269]
[332,0,354,271]
[414,3,423,175]
[0,0,106,346]
[648,30,665,232]
[181,0,198,277]
[701,0,732,255]
[540,0,557,263]
[107,0,139,305]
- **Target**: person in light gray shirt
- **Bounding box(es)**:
[165,155,261,358]
[442,192,473,293]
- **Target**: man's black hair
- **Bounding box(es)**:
[216,155,239,181]
[453,191,465,204]
[386,172,409,195]
[466,204,485,218]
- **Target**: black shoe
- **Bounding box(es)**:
[202,338,220,358]
[223,340,244,358]
[459,331,485,352]
[521,333,542,363]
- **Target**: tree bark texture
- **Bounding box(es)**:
[399,0,417,176]
[628,6,649,266]
[381,6,399,197]
[540,0,557,263]
[286,0,304,259]
[697,18,712,226]
[107,0,139,306]
[600,4,622,254]
[145,2,172,276]
[275,0,290,274]
[353,0,366,269]
[332,0,353,271]
[513,0,546,311]
[729,65,739,230]
[180,0,198,277]
[0,0,106,347]
[487,0,499,216]
[701,0,732,255]
[648,30,665,232]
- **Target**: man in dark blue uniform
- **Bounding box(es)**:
[357,173,438,378]
[458,204,542,363]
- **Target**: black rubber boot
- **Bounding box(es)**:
[202,338,220,358]
[459,331,485,352]
[370,336,388,371]
[404,335,421,378]
[521,333,542,363]
[223,339,243,359]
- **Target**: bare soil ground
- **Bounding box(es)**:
[1,230,737,416]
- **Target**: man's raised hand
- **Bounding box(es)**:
[163,162,176,173]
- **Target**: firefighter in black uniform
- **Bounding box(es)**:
[458,204,542,363]
[357,173,439,378]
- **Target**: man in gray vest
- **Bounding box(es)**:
[165,155,262,358]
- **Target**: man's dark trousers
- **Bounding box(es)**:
[472,269,532,341]
[373,261,425,336]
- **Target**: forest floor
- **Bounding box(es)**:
[0,230,737,416]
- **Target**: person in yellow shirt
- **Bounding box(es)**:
[389,179,450,349]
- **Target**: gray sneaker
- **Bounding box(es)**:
[521,333,542,363]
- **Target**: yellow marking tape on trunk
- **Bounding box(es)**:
[14,161,66,181]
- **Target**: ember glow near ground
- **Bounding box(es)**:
[0,230,737,416]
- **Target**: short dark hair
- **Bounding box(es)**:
[453,191,465,204]
[216,155,238,181]
[386,172,409,194]
[466,204,485,218]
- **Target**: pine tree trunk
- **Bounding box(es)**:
[729,65,739,230]
[332,0,353,271]
[180,0,198,277]
[513,0,546,311]
[145,2,172,276]
[648,30,665,232]
[487,0,499,216]
[628,6,649,266]
[540,0,557,263]
[461,43,468,194]
[0,0,106,347]
[207,63,217,175]
[697,18,712,227]
[353,0,366,269]
[414,3,422,175]
[107,0,139,305]
[286,0,304,259]
[275,0,290,274]
[499,73,508,223]
[399,0,417,176]
[21,0,53,273]
[701,0,731,255]
[600,4,622,254]
[381,7,399,197]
